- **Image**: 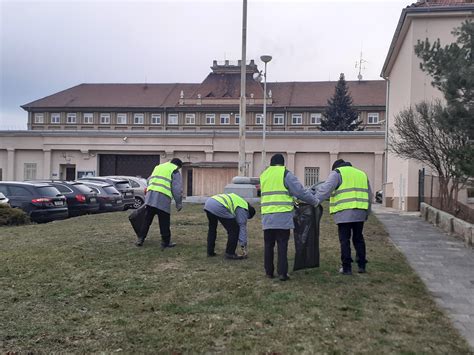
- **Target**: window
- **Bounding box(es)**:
[34,113,44,124]
[24,163,37,180]
[368,113,379,124]
[168,114,178,125]
[134,113,144,125]
[292,113,303,125]
[66,113,76,124]
[206,114,215,125]
[51,113,60,124]
[83,113,94,124]
[185,113,195,125]
[100,113,111,124]
[273,114,284,125]
[151,114,161,125]
[255,113,264,125]
[304,167,320,187]
[220,114,230,125]
[310,113,322,125]
[235,114,240,125]
[9,186,31,196]
[117,113,127,125]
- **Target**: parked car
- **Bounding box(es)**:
[78,177,134,209]
[105,175,147,208]
[80,181,125,212]
[0,182,68,223]
[30,181,100,216]
[0,192,10,206]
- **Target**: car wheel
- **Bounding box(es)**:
[133,197,144,209]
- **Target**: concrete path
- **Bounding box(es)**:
[372,205,474,349]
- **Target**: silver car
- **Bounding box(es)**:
[105,176,147,209]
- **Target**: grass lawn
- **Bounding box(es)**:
[0,203,471,353]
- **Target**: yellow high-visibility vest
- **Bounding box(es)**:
[211,193,248,215]
[260,166,294,215]
[329,166,369,214]
[147,162,178,198]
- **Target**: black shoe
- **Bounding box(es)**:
[339,267,352,275]
[207,252,217,257]
[279,274,290,281]
[358,266,367,273]
[135,238,144,247]
[224,253,244,260]
[266,273,274,279]
[161,242,176,249]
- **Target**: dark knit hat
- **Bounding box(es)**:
[247,204,256,219]
[170,158,183,168]
[270,153,285,166]
[331,159,346,171]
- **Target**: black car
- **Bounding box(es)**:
[78,177,134,209]
[31,181,100,216]
[80,181,125,212]
[0,182,68,223]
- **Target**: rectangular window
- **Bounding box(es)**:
[220,114,230,125]
[66,113,76,124]
[83,113,94,124]
[185,113,195,125]
[255,113,264,125]
[34,113,44,124]
[292,113,303,125]
[235,114,240,125]
[151,114,161,125]
[168,114,178,125]
[304,167,320,187]
[117,113,127,124]
[273,114,284,125]
[206,114,215,125]
[310,113,322,125]
[100,113,111,124]
[24,163,37,180]
[51,113,61,124]
[368,113,379,124]
[134,113,144,125]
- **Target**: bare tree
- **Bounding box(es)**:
[390,101,470,212]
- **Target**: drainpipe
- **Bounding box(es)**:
[383,77,390,206]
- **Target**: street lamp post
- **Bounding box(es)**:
[238,0,248,176]
[260,55,272,169]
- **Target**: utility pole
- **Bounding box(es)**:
[238,0,247,176]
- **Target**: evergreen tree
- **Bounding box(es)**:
[320,73,362,131]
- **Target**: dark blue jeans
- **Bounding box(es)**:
[337,222,367,271]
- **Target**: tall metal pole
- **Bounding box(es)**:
[238,0,247,176]
[262,60,267,169]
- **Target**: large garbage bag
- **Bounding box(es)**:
[293,203,323,271]
[128,205,148,239]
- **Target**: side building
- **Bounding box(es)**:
[0,60,386,196]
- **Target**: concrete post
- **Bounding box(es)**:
[7,148,15,180]
[374,151,384,192]
[43,149,52,179]
[287,152,296,173]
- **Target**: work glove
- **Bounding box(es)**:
[176,203,182,212]
[239,244,248,258]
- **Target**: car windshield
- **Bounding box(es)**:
[72,183,94,194]
[115,182,131,190]
[37,186,62,197]
[103,186,120,194]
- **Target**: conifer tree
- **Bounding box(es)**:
[320,73,362,131]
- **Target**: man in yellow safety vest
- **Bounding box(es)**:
[136,158,183,248]
[314,159,371,275]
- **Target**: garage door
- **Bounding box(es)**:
[99,154,160,177]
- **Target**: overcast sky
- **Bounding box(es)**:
[0,0,410,129]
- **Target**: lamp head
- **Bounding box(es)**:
[260,55,272,64]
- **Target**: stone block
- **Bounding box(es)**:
[452,218,473,245]
[232,176,259,185]
[224,183,257,198]
[437,210,453,234]
[426,206,438,225]
[420,202,428,220]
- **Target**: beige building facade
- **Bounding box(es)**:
[381,0,473,211]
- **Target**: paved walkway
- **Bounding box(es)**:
[372,205,474,349]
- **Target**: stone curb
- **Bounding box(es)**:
[420,202,473,247]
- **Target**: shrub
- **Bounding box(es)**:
[0,204,30,226]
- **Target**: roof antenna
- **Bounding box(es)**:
[355,50,367,82]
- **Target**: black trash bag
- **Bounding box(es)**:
[129,205,148,239]
[293,203,323,271]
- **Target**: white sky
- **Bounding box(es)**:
[0,0,410,129]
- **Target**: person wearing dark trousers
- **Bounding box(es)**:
[135,158,183,248]
[204,193,256,259]
[314,159,371,275]
[260,154,319,281]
